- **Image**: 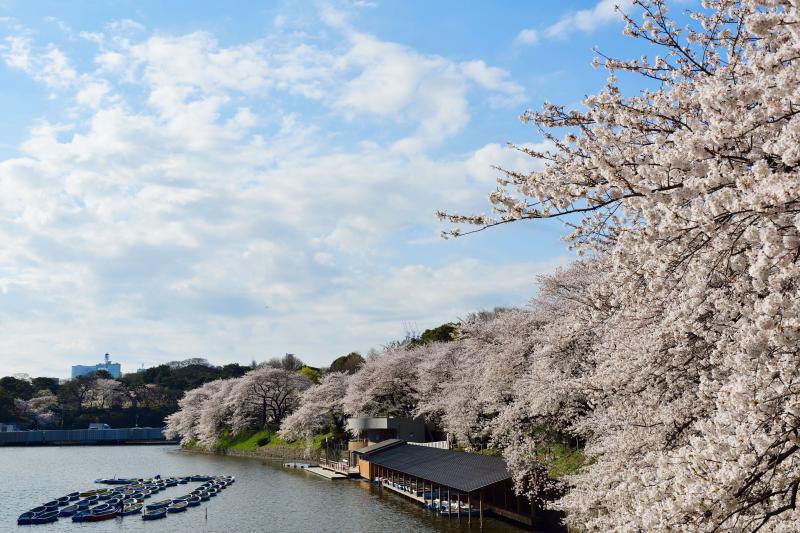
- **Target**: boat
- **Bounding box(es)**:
[85,508,119,522]
[186,496,201,507]
[121,503,143,516]
[29,505,47,514]
[30,510,59,524]
[67,492,80,500]
[58,504,79,517]
[178,478,189,484]
[145,499,171,510]
[95,477,135,485]
[92,503,114,512]
[72,510,92,522]
[142,507,167,520]
[43,500,59,510]
[198,492,210,501]
[57,496,71,506]
[167,501,188,513]
[17,512,35,525]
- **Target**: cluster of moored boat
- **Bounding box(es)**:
[380,479,479,517]
[17,474,234,525]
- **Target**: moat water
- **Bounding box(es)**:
[0,445,526,532]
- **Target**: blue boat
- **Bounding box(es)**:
[186,496,201,507]
[17,512,35,525]
[95,478,135,485]
[167,501,188,513]
[145,499,171,511]
[91,503,112,513]
[121,503,143,516]
[142,508,167,520]
[58,504,79,517]
[30,510,59,524]
[72,510,93,522]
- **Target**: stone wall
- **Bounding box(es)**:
[184,444,323,462]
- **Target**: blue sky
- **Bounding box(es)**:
[0,0,646,377]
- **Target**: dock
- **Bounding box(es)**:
[306,467,348,480]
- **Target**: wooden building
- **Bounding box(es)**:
[353,439,535,528]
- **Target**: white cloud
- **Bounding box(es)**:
[546,0,633,39]
[0,16,558,377]
[514,28,540,46]
[465,141,552,184]
[0,36,78,88]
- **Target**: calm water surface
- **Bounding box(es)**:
[0,445,525,532]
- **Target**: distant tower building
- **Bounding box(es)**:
[71,353,122,379]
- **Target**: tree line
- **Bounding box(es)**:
[167,1,800,530]
[0,359,253,429]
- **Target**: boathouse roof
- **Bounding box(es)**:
[352,438,404,456]
[359,441,511,492]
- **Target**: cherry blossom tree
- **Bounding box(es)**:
[14,390,59,428]
[229,366,311,433]
[279,372,351,440]
[165,380,221,444]
[440,1,800,530]
[343,346,423,418]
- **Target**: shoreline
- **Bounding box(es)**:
[180,444,323,462]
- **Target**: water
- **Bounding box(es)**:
[0,445,525,532]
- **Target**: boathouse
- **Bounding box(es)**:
[353,440,535,528]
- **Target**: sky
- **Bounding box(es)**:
[0,0,646,377]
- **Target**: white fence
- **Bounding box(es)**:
[407,440,450,450]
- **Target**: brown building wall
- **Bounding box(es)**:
[358,458,372,479]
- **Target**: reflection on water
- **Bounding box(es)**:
[0,445,525,532]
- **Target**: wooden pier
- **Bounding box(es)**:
[306,467,348,480]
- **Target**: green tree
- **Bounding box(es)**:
[299,367,321,384]
[0,376,34,400]
[329,352,365,374]
[410,323,457,346]
[31,377,59,394]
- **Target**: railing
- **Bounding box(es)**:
[319,458,358,475]
[408,440,450,450]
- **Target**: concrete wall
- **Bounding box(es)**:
[0,427,168,445]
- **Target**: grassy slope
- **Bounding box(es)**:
[213,430,332,452]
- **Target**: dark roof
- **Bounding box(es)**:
[364,443,510,492]
[353,439,405,456]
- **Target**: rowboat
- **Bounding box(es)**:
[17,512,35,525]
[85,508,119,522]
[58,504,79,517]
[186,496,201,507]
[145,499,171,510]
[72,510,93,522]
[57,496,71,506]
[43,500,59,510]
[142,507,167,520]
[67,492,80,500]
[30,510,59,524]
[121,503,143,516]
[92,503,113,513]
[95,477,135,485]
[167,501,188,513]
[29,505,47,514]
